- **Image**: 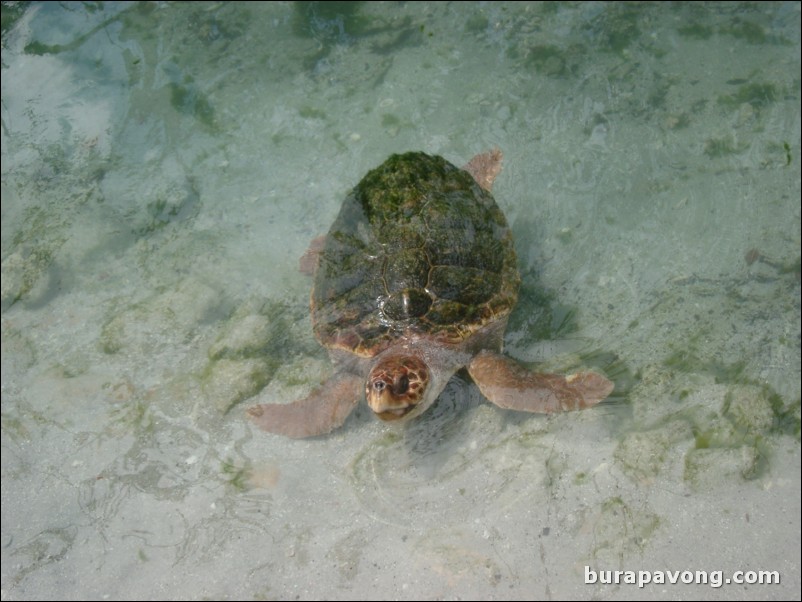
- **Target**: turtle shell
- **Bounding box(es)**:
[312,152,520,357]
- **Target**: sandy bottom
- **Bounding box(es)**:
[2,2,800,600]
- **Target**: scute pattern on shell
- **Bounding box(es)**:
[312,152,520,357]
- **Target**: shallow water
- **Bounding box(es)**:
[1,2,800,600]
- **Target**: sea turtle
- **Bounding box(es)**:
[248,150,613,438]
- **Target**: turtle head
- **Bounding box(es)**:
[366,356,430,421]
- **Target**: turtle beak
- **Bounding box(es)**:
[366,356,429,422]
[367,378,417,421]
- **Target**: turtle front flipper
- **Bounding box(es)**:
[247,372,362,438]
[468,351,613,413]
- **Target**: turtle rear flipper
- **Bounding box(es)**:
[463,147,503,192]
[247,373,361,438]
[299,235,326,275]
[468,351,613,413]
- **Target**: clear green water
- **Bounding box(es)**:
[2,2,799,599]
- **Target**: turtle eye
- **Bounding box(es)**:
[395,374,409,394]
[372,381,386,392]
